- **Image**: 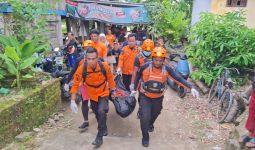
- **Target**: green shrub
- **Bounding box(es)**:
[146,0,191,44]
[186,12,255,85]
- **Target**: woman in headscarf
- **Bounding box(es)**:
[99,33,115,72]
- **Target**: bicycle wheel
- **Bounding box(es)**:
[216,89,233,123]
[224,98,238,123]
[208,79,220,116]
[225,93,247,123]
[208,79,221,103]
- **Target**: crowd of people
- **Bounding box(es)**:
[56,21,255,149]
[61,27,255,149]
[63,28,200,148]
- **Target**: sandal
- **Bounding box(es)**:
[239,135,251,144]
[246,138,255,148]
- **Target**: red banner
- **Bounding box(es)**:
[66,0,78,6]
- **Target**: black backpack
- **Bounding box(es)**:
[82,60,107,88]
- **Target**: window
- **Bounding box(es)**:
[226,0,247,7]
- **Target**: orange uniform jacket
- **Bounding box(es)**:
[131,54,152,84]
[106,34,115,47]
[70,61,115,102]
[94,42,107,58]
[134,62,192,98]
[118,46,141,75]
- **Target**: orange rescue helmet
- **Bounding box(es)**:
[82,40,95,48]
[141,39,155,51]
[151,47,167,58]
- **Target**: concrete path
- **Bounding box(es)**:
[5,88,229,150]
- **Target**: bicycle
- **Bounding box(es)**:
[207,67,239,123]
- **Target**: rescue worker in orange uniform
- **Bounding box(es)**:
[106,29,116,48]
[90,29,108,61]
[64,40,95,130]
[117,33,141,91]
[130,39,155,118]
[70,48,116,147]
[64,40,95,89]
[131,47,199,147]
[82,40,95,51]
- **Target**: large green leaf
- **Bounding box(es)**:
[0,53,7,61]
[0,54,18,75]
[0,35,12,47]
[33,43,49,53]
[20,57,37,70]
[5,46,20,62]
[0,68,7,79]
[9,37,20,51]
[0,35,21,51]
[6,60,18,75]
[20,40,34,59]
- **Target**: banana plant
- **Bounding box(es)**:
[0,35,48,89]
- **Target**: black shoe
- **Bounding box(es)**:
[148,125,154,132]
[142,138,149,147]
[79,121,89,129]
[103,128,108,136]
[92,136,103,147]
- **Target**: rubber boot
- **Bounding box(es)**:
[92,135,103,147]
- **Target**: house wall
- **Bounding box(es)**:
[46,15,63,48]
[211,0,255,28]
[191,0,212,25]
[246,0,255,28]
[29,0,65,47]
[44,0,65,47]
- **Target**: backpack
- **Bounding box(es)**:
[82,60,107,88]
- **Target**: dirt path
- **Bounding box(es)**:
[4,88,231,150]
